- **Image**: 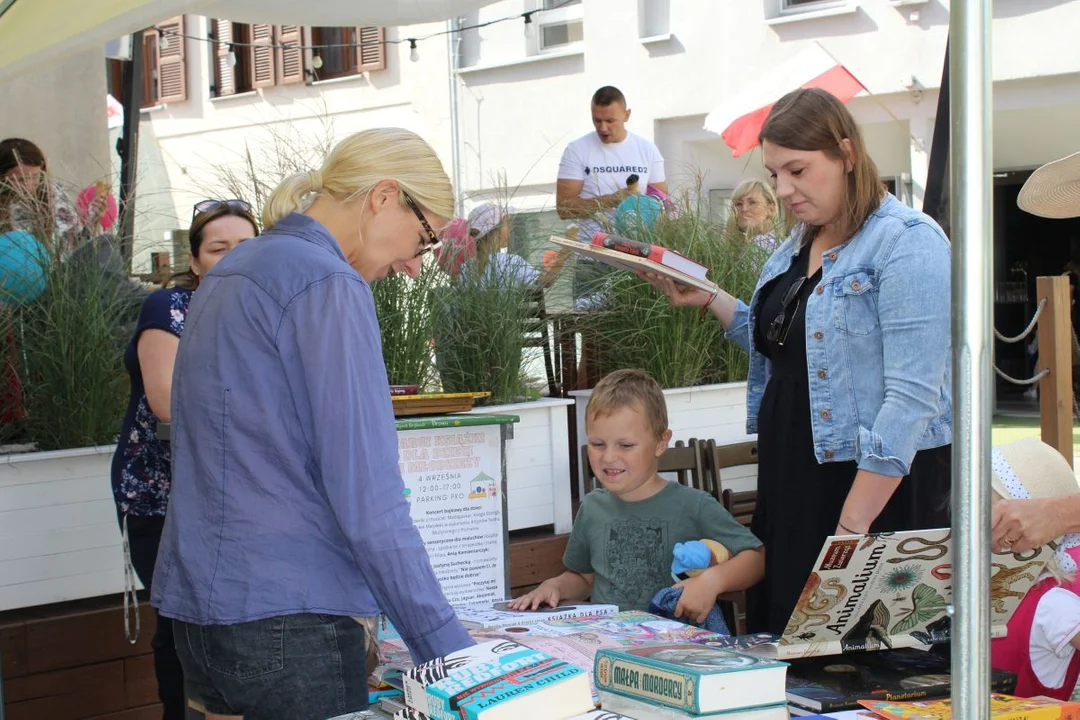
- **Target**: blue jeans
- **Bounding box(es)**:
[173,614,368,720]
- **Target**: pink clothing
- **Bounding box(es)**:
[991,545,1080,700]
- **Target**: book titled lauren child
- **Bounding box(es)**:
[425,652,594,720]
[455,602,619,630]
[593,643,788,716]
[402,639,537,716]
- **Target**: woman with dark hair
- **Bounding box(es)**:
[645,88,952,633]
[110,199,258,720]
[0,138,90,257]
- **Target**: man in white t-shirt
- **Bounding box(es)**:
[556,85,668,240]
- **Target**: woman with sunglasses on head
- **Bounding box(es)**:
[644,89,952,635]
[150,128,475,720]
[110,199,258,720]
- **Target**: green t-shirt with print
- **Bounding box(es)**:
[562,481,762,612]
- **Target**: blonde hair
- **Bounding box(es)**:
[262,128,454,230]
[586,369,668,439]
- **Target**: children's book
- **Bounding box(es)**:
[424,651,593,720]
[477,609,724,644]
[691,632,781,658]
[455,602,618,630]
[548,234,716,293]
[859,692,1080,719]
[593,643,788,715]
[783,647,1017,712]
[402,639,536,715]
[598,691,788,719]
[777,528,1050,659]
[566,711,639,720]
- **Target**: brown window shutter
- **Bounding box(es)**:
[249,23,275,88]
[156,16,187,103]
[275,25,305,84]
[212,19,236,96]
[142,31,157,107]
[355,27,385,72]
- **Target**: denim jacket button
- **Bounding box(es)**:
[828,252,837,262]
[817,369,827,379]
[824,450,835,459]
[815,285,824,295]
[852,280,862,291]
[820,409,831,420]
[813,331,824,340]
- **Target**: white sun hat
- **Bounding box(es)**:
[1017,151,1080,219]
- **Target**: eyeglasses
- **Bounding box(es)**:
[402,191,442,258]
[192,199,252,222]
[766,275,807,346]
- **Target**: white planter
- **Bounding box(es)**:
[570,382,756,497]
[0,444,126,612]
[468,398,574,534]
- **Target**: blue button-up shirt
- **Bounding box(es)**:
[151,213,474,663]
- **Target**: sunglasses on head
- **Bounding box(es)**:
[401,191,442,258]
[766,275,807,346]
[192,199,252,222]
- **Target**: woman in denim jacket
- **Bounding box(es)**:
[646,88,951,634]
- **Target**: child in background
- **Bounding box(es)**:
[510,369,764,626]
[990,437,1080,700]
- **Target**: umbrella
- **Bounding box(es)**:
[703,43,866,157]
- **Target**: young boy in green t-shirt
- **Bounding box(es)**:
[510,369,764,624]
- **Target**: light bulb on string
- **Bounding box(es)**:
[226,44,237,67]
[159,33,170,51]
[409,39,419,62]
[311,54,324,70]
[523,13,535,39]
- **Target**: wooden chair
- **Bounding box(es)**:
[698,439,761,636]
[521,287,560,397]
[579,439,706,492]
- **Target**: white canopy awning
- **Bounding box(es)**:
[0,0,494,82]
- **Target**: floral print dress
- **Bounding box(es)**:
[110,286,192,517]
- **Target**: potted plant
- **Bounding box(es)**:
[565,191,770,492]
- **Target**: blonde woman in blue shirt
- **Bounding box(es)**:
[151,129,474,720]
[645,89,952,635]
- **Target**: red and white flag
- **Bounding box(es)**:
[704,44,866,157]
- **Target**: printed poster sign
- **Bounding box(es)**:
[397,423,507,606]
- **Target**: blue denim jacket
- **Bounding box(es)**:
[726,194,952,477]
[152,214,473,664]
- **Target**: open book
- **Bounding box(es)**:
[776,527,1050,660]
[548,235,717,294]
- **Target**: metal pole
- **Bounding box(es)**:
[950,0,993,717]
[446,17,464,217]
[118,30,146,272]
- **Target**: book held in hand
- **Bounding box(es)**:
[593,643,788,715]
[548,234,716,293]
[590,232,708,282]
[777,528,1050,660]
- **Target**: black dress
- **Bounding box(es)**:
[746,249,952,635]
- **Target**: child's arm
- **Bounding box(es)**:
[508,571,595,611]
[674,548,764,625]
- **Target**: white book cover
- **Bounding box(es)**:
[455,601,619,630]
[402,638,530,715]
[777,527,1051,659]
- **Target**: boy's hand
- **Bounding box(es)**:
[673,573,722,626]
[507,581,561,611]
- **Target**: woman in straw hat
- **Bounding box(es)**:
[994,152,1080,555]
[990,438,1080,700]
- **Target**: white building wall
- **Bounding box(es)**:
[136,0,1080,269]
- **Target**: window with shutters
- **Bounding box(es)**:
[143,16,187,106]
[212,21,301,97]
[310,27,385,80]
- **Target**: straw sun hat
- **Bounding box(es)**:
[992,437,1080,573]
[1017,151,1080,219]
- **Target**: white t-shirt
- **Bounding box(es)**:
[557,130,666,237]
